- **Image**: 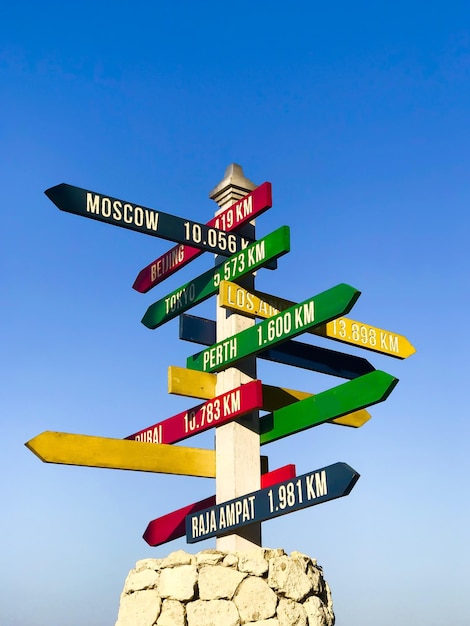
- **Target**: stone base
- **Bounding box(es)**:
[115,548,334,626]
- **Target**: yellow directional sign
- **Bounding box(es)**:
[219,281,416,359]
[167,366,370,428]
[25,431,216,477]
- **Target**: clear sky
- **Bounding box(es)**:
[2,1,470,624]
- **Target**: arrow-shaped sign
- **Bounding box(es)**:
[167,366,372,428]
[186,283,361,373]
[186,462,360,543]
[143,464,296,546]
[141,226,290,330]
[25,432,215,477]
[133,182,273,292]
[179,313,375,379]
[45,184,253,257]
[219,281,416,359]
[126,380,263,445]
[260,370,398,444]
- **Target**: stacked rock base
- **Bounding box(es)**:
[115,548,334,626]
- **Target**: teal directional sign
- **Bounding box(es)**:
[186,283,361,373]
[260,370,398,444]
[141,226,291,330]
[186,462,360,543]
[45,183,251,256]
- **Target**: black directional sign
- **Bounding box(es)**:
[186,462,360,543]
[45,183,252,256]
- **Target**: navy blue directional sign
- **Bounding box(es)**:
[185,462,360,543]
[45,183,252,256]
[179,313,375,379]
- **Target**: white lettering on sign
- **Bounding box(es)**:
[164,283,196,314]
[134,425,162,444]
[213,195,254,231]
[150,245,185,281]
[381,332,399,353]
[331,319,401,354]
[202,337,238,371]
[86,193,160,231]
[305,471,327,500]
[294,301,315,329]
[190,495,256,539]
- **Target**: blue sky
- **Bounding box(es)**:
[2,1,470,624]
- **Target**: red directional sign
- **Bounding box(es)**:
[125,380,263,445]
[133,182,272,292]
[143,464,296,546]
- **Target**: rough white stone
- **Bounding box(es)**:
[199,565,247,600]
[234,576,278,623]
[135,558,164,572]
[160,549,195,568]
[277,598,308,626]
[123,568,159,594]
[186,599,240,626]
[116,549,334,626]
[156,599,185,626]
[238,551,269,577]
[196,550,226,566]
[268,556,313,602]
[157,565,197,601]
[223,553,239,568]
[115,589,161,626]
[303,596,331,626]
[290,551,317,567]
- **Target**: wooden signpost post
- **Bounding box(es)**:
[28,163,413,554]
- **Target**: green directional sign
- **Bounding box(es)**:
[186,283,361,373]
[260,370,398,444]
[141,226,290,330]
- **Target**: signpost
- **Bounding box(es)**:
[125,380,263,445]
[167,366,373,428]
[219,280,416,359]
[28,164,411,554]
[45,183,252,257]
[186,283,361,373]
[141,226,290,330]
[186,462,360,543]
[132,182,273,292]
[25,431,216,477]
[143,464,296,547]
[179,313,376,379]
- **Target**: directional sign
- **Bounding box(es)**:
[25,432,216,477]
[260,370,398,445]
[133,182,273,292]
[143,464,296,546]
[187,283,361,373]
[126,380,263,445]
[167,366,371,428]
[45,183,252,257]
[141,225,290,330]
[186,462,360,543]
[219,281,416,359]
[180,313,375,379]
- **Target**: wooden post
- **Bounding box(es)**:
[210,164,262,550]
